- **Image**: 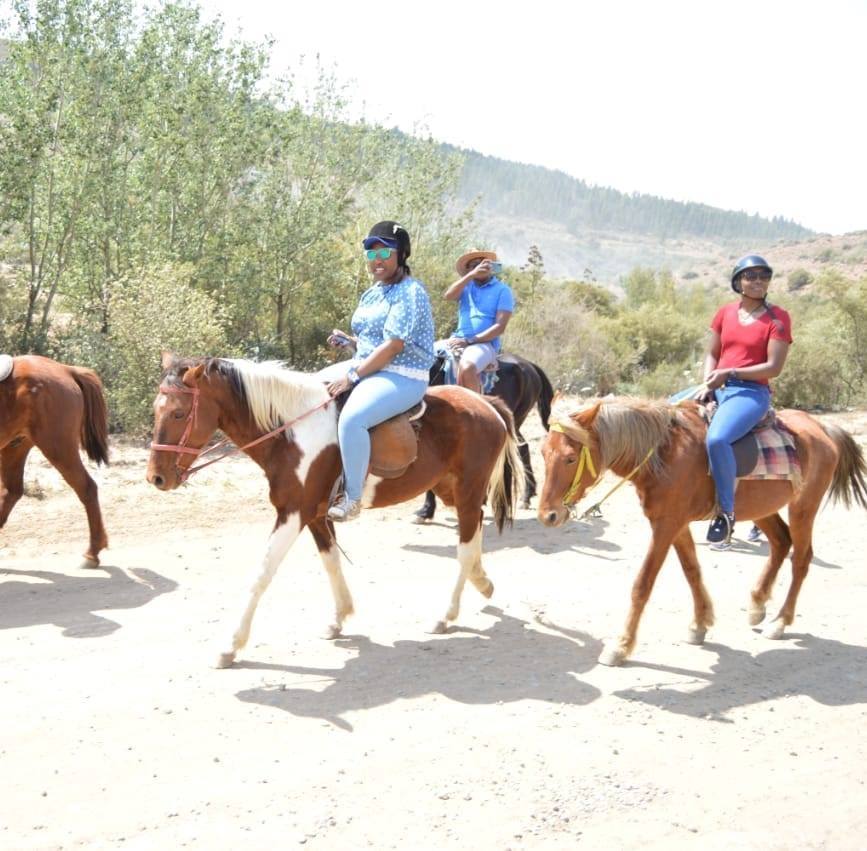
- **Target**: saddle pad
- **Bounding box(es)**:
[734,421,801,482]
[435,345,499,393]
[0,354,12,382]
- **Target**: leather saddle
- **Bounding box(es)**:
[0,354,12,382]
[368,401,425,478]
[332,388,425,479]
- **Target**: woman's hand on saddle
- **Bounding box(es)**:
[447,338,469,356]
[704,369,729,391]
[327,376,353,398]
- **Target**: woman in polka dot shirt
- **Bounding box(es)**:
[319,221,435,522]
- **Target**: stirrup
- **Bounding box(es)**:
[706,512,734,544]
[328,495,361,522]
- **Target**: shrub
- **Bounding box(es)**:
[104,264,233,432]
[787,268,813,290]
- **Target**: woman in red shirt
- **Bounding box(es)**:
[700,255,793,545]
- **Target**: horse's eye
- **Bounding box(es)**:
[565,457,577,465]
[172,410,185,419]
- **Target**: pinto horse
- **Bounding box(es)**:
[0,355,110,565]
[146,355,524,668]
[413,352,554,521]
[537,395,867,666]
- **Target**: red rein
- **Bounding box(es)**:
[150,383,332,483]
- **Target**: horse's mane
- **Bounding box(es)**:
[550,396,688,477]
[165,356,330,433]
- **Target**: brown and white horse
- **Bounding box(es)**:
[537,395,867,666]
[146,355,524,668]
[1,355,110,566]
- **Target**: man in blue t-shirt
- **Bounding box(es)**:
[439,250,515,393]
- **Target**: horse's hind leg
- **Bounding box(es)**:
[763,508,816,640]
[0,438,33,528]
[748,513,791,627]
[672,527,715,645]
[308,517,354,639]
[431,503,491,634]
[36,437,107,566]
[518,434,536,508]
[216,512,303,668]
[412,489,437,524]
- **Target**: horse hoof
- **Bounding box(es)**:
[480,580,494,599]
[323,623,342,639]
[599,645,626,667]
[748,606,766,626]
[429,620,448,635]
[686,626,707,645]
[214,652,236,669]
[411,513,431,525]
[762,620,785,640]
[519,500,531,510]
[80,555,100,569]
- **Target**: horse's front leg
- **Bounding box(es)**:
[307,517,354,639]
[671,526,715,645]
[215,511,303,668]
[412,489,437,524]
[600,520,679,666]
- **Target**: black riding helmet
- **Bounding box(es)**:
[363,221,412,271]
[731,254,773,294]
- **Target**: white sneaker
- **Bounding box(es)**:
[327,495,361,522]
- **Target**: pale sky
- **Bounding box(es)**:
[199,0,866,234]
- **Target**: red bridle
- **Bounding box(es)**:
[150,382,333,483]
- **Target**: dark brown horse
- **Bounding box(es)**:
[146,355,524,668]
[537,395,867,665]
[0,355,110,565]
[413,352,554,520]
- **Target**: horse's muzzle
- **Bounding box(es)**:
[537,505,568,528]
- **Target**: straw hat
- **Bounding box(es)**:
[456,250,497,276]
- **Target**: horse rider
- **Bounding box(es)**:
[436,250,515,393]
[699,254,793,548]
[318,221,435,522]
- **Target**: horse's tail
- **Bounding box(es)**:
[70,366,110,466]
[486,397,526,533]
[532,361,555,430]
[822,422,867,510]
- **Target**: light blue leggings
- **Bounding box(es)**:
[318,362,427,501]
[706,380,771,515]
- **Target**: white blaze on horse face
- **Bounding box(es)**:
[361,474,385,508]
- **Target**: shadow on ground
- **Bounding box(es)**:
[235,606,604,730]
[615,633,867,721]
[0,565,178,637]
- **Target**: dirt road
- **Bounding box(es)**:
[2,412,866,849]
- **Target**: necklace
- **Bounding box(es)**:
[739,302,764,321]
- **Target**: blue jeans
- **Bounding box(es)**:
[706,380,771,515]
[318,362,427,501]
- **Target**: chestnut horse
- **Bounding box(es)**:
[146,355,524,668]
[538,396,867,666]
[0,355,110,565]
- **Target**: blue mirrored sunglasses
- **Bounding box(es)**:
[365,247,394,261]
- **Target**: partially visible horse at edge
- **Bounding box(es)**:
[537,395,867,666]
[0,355,110,566]
[413,351,554,521]
[146,355,524,668]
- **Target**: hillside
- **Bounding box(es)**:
[448,145,830,282]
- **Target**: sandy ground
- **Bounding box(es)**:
[2,409,866,850]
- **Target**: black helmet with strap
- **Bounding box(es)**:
[731,254,773,294]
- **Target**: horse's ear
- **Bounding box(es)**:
[181,364,205,387]
[576,400,603,427]
[161,351,175,371]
